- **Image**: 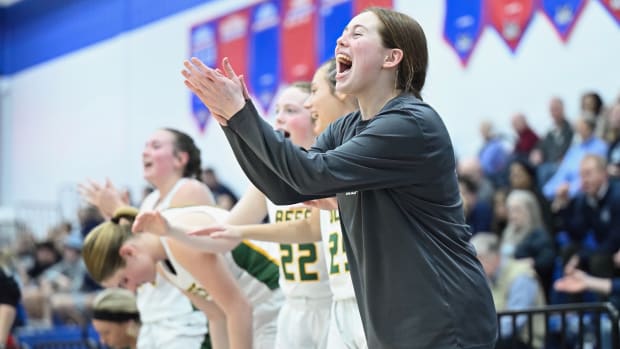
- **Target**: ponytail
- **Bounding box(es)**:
[83,206,138,283]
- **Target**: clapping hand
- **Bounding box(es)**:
[182,57,250,126]
[78,178,128,220]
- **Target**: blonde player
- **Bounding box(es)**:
[84,206,283,349]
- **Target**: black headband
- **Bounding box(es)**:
[93,310,140,323]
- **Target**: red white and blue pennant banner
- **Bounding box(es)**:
[189,0,393,133]
[281,0,318,83]
[444,0,485,66]
[599,0,620,25]
[249,1,281,114]
[540,0,587,41]
[487,0,535,53]
[189,21,218,132]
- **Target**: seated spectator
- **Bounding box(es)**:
[605,103,620,178]
[581,91,607,139]
[479,120,510,188]
[459,176,493,236]
[20,241,61,326]
[472,233,546,349]
[511,113,540,160]
[508,158,555,235]
[41,233,96,325]
[25,241,61,281]
[78,205,104,239]
[202,167,239,210]
[46,222,72,252]
[491,188,509,236]
[458,156,495,204]
[91,288,140,349]
[501,190,556,297]
[543,115,608,199]
[552,155,620,280]
[530,97,573,185]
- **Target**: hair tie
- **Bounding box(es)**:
[93,310,140,323]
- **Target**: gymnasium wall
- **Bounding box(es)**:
[0,0,618,214]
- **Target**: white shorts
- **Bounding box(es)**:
[253,288,284,349]
[326,298,367,349]
[275,296,332,349]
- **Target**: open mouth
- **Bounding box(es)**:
[336,53,352,74]
[276,129,291,138]
[143,161,153,169]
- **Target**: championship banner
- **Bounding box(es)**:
[318,0,353,65]
[248,1,282,113]
[443,0,485,66]
[354,0,393,14]
[487,0,535,53]
[281,0,317,83]
[217,9,250,82]
[540,0,587,41]
[189,20,218,133]
[599,0,620,25]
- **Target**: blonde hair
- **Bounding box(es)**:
[93,288,139,317]
[502,190,544,247]
[82,207,139,283]
[470,233,500,257]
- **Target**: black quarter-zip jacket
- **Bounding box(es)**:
[222,94,497,349]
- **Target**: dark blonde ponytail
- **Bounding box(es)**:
[83,206,139,284]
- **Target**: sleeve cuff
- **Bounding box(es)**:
[227,99,258,131]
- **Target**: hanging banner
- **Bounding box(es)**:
[248,1,282,114]
[189,20,218,133]
[443,0,485,66]
[354,0,393,14]
[281,0,317,83]
[540,0,587,41]
[487,0,536,53]
[599,0,620,25]
[318,0,353,65]
[217,9,250,81]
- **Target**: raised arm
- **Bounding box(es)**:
[225,99,440,197]
[184,57,448,199]
[133,207,240,253]
[222,119,326,205]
